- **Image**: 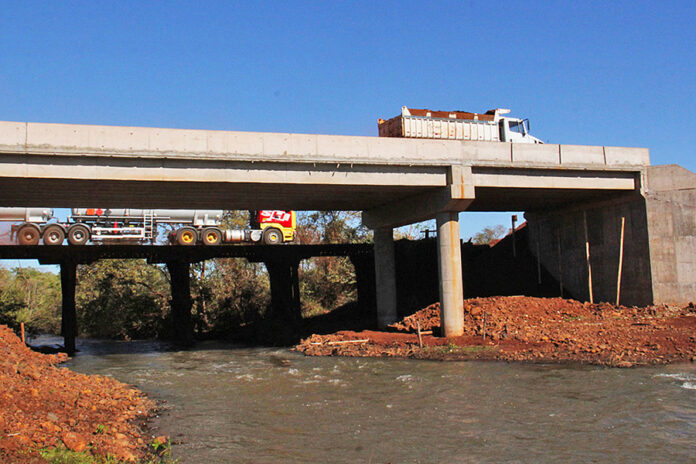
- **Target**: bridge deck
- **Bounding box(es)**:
[0,120,648,213]
[0,243,373,265]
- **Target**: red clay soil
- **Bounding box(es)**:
[0,325,155,463]
[296,296,696,367]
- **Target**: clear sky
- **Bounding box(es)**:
[1,0,694,253]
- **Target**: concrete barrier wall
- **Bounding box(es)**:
[0,121,649,169]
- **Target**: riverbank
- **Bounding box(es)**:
[296,296,696,367]
[0,325,157,463]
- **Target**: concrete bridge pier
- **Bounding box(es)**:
[264,257,302,320]
[59,260,78,355]
[166,260,195,347]
[373,228,398,328]
[436,212,464,337]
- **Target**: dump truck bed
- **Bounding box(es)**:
[378,107,501,141]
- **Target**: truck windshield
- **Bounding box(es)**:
[508,120,523,133]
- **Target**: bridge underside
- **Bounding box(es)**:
[0,177,637,214]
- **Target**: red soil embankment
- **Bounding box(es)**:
[296,296,696,366]
[0,325,155,463]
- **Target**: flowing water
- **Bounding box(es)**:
[59,338,696,463]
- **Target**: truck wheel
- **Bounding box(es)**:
[68,224,90,246]
[17,224,40,245]
[201,228,222,246]
[175,227,197,246]
[42,225,65,246]
[263,228,283,245]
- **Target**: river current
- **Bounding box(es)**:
[59,338,695,463]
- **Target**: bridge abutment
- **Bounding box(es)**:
[166,260,195,347]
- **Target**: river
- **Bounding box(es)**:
[58,338,695,463]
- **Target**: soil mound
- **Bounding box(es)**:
[0,325,154,463]
[297,296,696,366]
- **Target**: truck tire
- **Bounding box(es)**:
[17,224,41,245]
[175,227,197,246]
[42,225,65,246]
[263,228,283,245]
[201,228,222,246]
[68,224,90,246]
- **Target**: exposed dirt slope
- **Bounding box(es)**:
[297,296,696,366]
[0,325,154,463]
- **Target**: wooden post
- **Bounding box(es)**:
[616,216,626,306]
[20,322,25,344]
[536,223,542,285]
[60,260,78,355]
[557,228,563,298]
[166,260,194,347]
[511,215,517,258]
[265,257,301,321]
[583,211,594,304]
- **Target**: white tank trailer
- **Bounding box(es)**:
[0,207,295,246]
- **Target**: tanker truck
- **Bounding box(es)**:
[0,208,296,246]
[378,106,543,143]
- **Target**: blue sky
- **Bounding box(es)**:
[1,0,694,262]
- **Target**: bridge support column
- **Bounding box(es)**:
[349,252,376,315]
[59,260,77,355]
[436,212,464,337]
[166,260,194,347]
[265,258,301,320]
[373,227,398,328]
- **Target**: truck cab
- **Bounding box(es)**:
[492,109,543,144]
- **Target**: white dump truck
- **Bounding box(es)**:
[378,106,542,143]
[0,208,296,246]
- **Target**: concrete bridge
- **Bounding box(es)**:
[0,120,649,339]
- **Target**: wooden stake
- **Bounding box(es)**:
[416,320,423,349]
[557,228,563,298]
[616,216,626,306]
[536,223,542,285]
[583,211,594,304]
[20,322,25,344]
[511,215,517,258]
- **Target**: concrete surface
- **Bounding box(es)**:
[526,164,696,306]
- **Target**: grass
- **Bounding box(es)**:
[424,343,495,355]
[39,438,178,464]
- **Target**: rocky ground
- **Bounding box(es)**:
[0,325,156,463]
[296,296,696,367]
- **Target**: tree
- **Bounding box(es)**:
[188,210,271,335]
[76,259,170,339]
[472,224,508,245]
[295,211,367,316]
[0,267,61,334]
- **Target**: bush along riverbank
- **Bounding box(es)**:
[296,296,696,367]
[0,325,173,463]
